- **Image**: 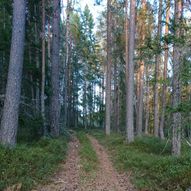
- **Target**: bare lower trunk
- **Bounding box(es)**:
[0,0,26,146]
[145,65,150,134]
[137,62,144,136]
[113,61,118,132]
[50,0,61,137]
[172,0,182,156]
[64,0,71,129]
[154,0,162,137]
[41,0,46,135]
[28,46,35,102]
[136,0,146,136]
[160,0,170,139]
[116,84,120,132]
[34,5,40,111]
[105,0,112,135]
[136,69,140,118]
[126,0,136,143]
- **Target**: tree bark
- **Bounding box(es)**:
[0,0,26,146]
[113,58,118,132]
[105,0,112,135]
[126,0,136,143]
[137,62,144,135]
[172,0,182,156]
[50,0,61,137]
[145,65,150,134]
[34,4,40,111]
[154,0,162,137]
[41,0,46,135]
[136,0,146,136]
[64,0,71,129]
[160,0,170,139]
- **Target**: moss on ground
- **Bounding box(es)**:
[0,137,68,191]
[90,130,191,191]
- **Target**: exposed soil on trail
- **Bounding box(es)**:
[80,135,135,191]
[33,137,80,191]
[32,135,135,191]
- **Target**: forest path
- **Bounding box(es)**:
[80,135,135,191]
[33,136,81,191]
[33,134,134,191]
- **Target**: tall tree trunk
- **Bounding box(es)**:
[34,4,40,111]
[137,62,144,135]
[136,69,140,118]
[113,60,118,132]
[145,65,150,134]
[136,0,146,136]
[48,21,51,71]
[64,0,71,129]
[154,0,162,137]
[101,74,105,128]
[41,0,46,135]
[172,0,182,156]
[116,84,120,132]
[28,45,35,102]
[50,0,61,137]
[0,0,26,146]
[67,43,72,128]
[105,0,112,135]
[160,0,170,139]
[126,0,136,143]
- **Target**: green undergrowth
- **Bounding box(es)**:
[77,131,98,174]
[90,130,191,191]
[0,137,68,191]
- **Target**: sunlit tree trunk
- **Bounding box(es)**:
[0,0,26,146]
[154,0,162,137]
[126,0,136,143]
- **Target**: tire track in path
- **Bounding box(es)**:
[33,136,80,191]
[80,135,135,191]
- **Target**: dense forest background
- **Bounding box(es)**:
[0,0,191,153]
[0,0,191,190]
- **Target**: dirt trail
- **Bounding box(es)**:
[33,136,80,191]
[33,135,134,191]
[81,135,135,191]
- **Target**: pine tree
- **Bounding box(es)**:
[0,0,26,146]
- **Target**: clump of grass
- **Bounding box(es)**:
[0,137,68,191]
[91,130,191,191]
[77,131,98,173]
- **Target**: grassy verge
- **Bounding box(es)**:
[90,130,191,191]
[0,137,68,191]
[76,131,98,174]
